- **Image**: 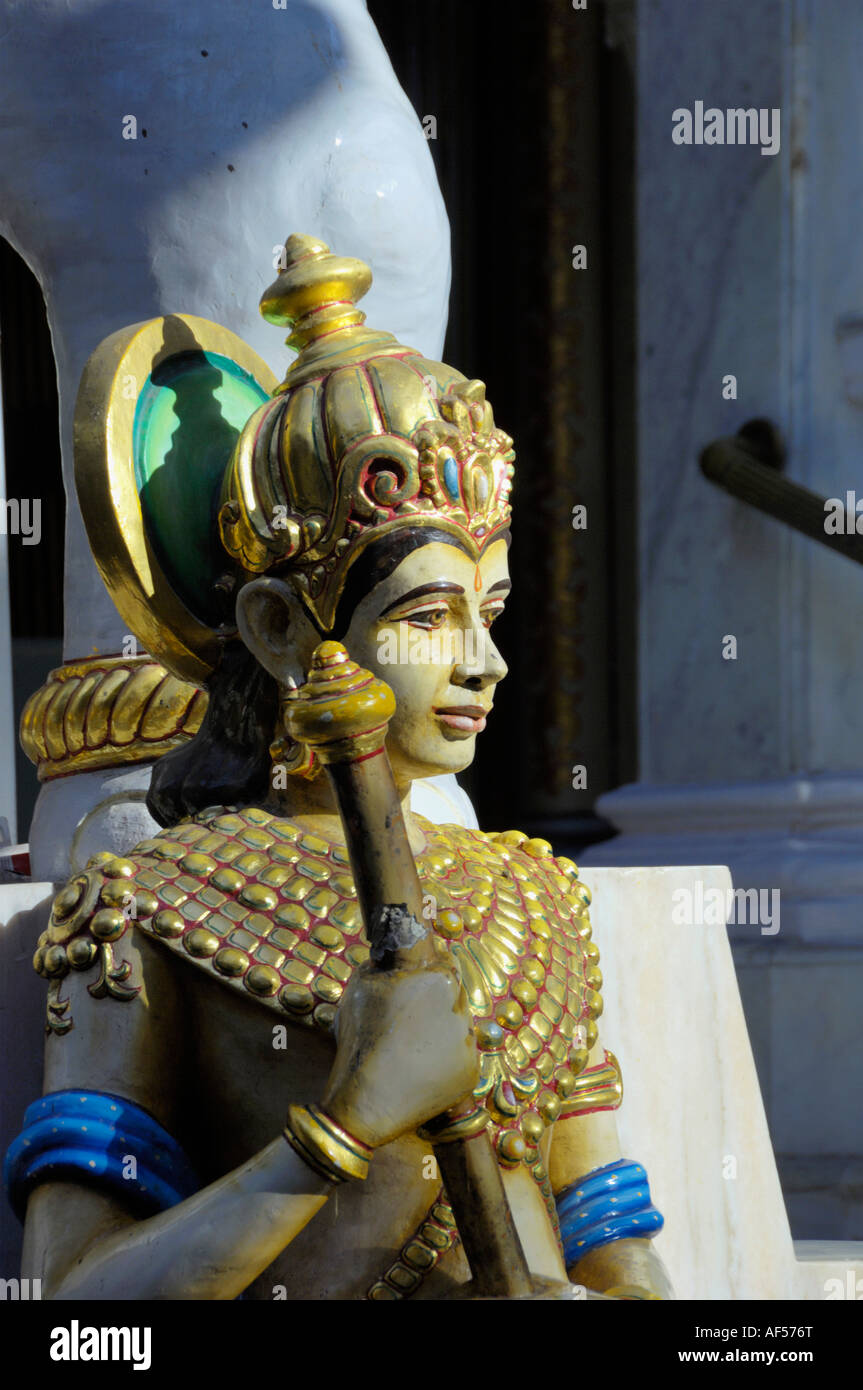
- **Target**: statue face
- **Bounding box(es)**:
[341,538,510,785]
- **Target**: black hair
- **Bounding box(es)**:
[146,638,279,827]
[146,525,510,826]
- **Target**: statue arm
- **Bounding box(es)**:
[547,1050,673,1300]
[20,929,330,1301]
[23,1140,329,1302]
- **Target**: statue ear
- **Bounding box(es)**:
[235,577,315,685]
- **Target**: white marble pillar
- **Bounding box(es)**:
[0,0,450,879]
[583,0,863,1238]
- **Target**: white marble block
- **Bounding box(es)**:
[580,864,863,1299]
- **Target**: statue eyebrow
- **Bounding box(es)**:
[486,579,512,594]
[378,581,465,616]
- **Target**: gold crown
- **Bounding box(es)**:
[219,234,515,631]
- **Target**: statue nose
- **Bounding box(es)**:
[452,636,507,691]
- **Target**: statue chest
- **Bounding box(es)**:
[39,805,605,1195]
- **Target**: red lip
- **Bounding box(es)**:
[434,705,490,734]
[435,706,488,718]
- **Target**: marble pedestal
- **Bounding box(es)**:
[584,778,863,1240]
[580,864,863,1298]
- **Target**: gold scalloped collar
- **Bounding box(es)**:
[37,806,607,1179]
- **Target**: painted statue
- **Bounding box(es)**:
[6,236,672,1300]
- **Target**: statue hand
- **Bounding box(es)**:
[320,956,480,1151]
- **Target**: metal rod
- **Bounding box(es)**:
[700,421,863,567]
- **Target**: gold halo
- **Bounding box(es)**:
[74,314,278,684]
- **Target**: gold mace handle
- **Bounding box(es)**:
[287,642,534,1298]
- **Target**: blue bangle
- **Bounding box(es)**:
[4,1089,199,1222]
[556,1158,664,1265]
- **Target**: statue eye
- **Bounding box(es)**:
[408,607,448,629]
[482,604,505,628]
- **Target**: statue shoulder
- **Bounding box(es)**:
[33,847,165,1035]
[32,811,224,1035]
[422,819,588,900]
[32,806,362,1037]
[484,829,585,890]
[419,817,596,967]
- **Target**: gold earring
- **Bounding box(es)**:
[269,684,319,781]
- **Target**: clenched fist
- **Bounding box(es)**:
[321,954,480,1151]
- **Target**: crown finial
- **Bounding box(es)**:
[260,234,372,352]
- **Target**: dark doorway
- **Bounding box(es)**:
[368,0,638,852]
[0,238,64,839]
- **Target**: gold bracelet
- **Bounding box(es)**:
[284,1105,373,1184]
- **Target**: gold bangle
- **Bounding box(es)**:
[284,1105,373,1184]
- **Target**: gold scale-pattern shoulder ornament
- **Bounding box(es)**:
[36,807,608,1139]
[219,234,515,633]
